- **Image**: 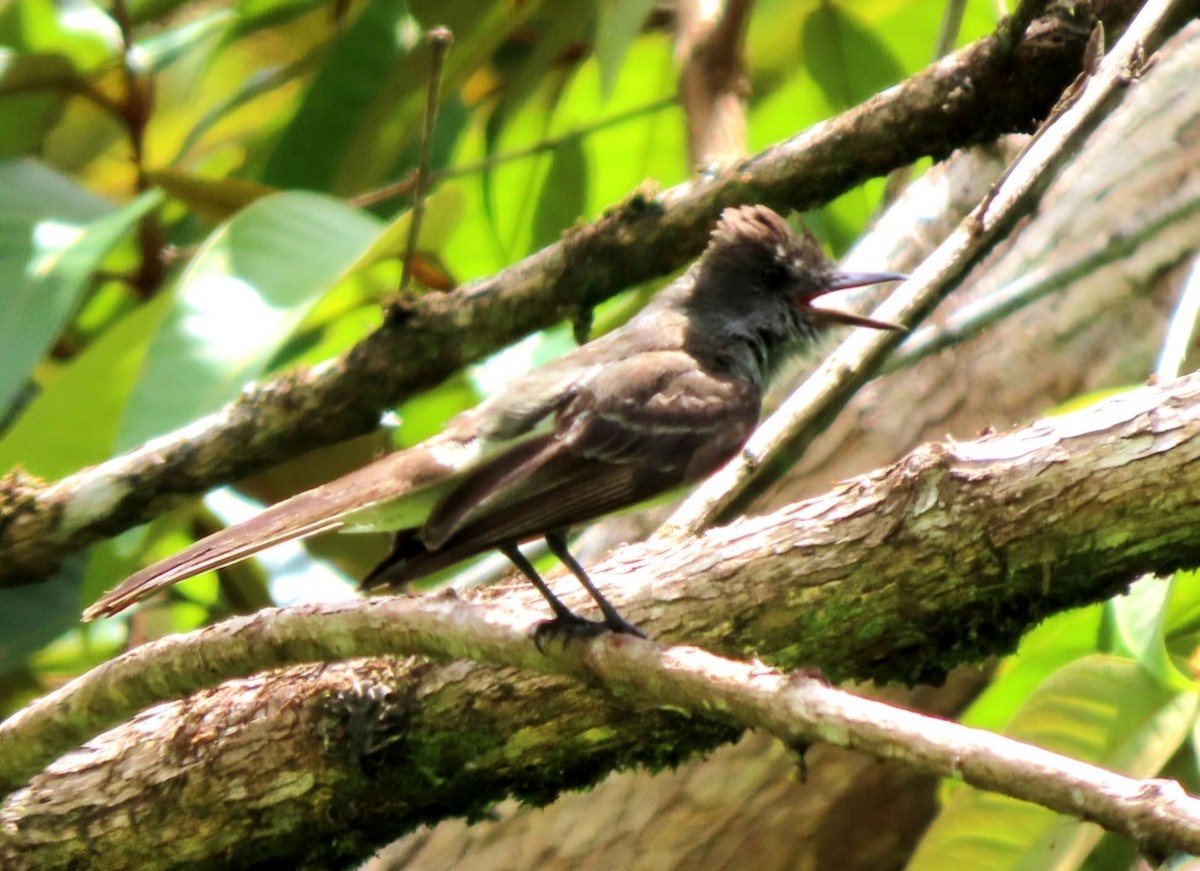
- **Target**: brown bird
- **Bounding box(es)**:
[84,205,904,637]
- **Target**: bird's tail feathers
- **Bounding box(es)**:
[82,437,473,621]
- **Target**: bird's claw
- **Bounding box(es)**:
[533,611,646,653]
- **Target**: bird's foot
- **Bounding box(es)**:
[600,611,647,639]
[533,611,646,653]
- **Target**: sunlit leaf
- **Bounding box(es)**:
[1111,574,1195,690]
[960,605,1105,734]
[118,192,384,448]
[911,656,1197,871]
[0,294,171,479]
[595,0,657,99]
[0,160,161,420]
[0,0,119,71]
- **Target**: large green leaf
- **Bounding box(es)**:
[910,656,1198,871]
[960,606,1105,735]
[118,192,385,448]
[0,52,75,157]
[595,0,657,99]
[0,160,161,420]
[260,0,415,192]
[0,294,171,479]
[802,4,905,112]
[532,137,588,252]
[0,296,174,669]
[1110,574,1196,691]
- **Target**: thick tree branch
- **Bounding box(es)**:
[6,606,1200,868]
[0,0,1143,586]
[4,366,1200,867]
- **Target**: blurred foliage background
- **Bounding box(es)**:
[4,1,1200,868]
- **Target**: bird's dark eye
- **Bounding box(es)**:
[761,264,789,290]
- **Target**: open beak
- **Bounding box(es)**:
[800,270,908,331]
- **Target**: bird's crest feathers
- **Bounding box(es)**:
[707,205,827,272]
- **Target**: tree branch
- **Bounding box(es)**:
[675,0,753,165]
[18,614,1200,869]
[5,366,1200,866]
[0,0,1142,586]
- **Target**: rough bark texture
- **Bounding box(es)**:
[5,367,1200,867]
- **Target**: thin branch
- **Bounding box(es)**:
[675,0,754,166]
[399,27,452,292]
[350,97,677,209]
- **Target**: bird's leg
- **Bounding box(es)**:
[545,532,645,638]
[499,542,607,644]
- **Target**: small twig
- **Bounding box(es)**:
[400,27,452,292]
[111,0,166,298]
[1156,253,1200,379]
[974,21,1106,224]
[661,0,1183,535]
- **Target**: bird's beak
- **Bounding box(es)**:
[799,270,908,331]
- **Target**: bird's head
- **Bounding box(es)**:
[702,204,906,332]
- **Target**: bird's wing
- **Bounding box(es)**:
[82,433,481,620]
[420,351,761,552]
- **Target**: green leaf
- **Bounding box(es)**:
[138,7,233,72]
[911,656,1198,871]
[260,0,415,192]
[960,605,1105,735]
[595,0,657,99]
[0,0,119,71]
[1110,574,1195,690]
[0,160,161,420]
[802,4,906,112]
[226,0,331,42]
[0,52,76,156]
[118,192,384,448]
[0,553,89,673]
[532,137,588,251]
[1164,569,1200,642]
[0,294,171,479]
